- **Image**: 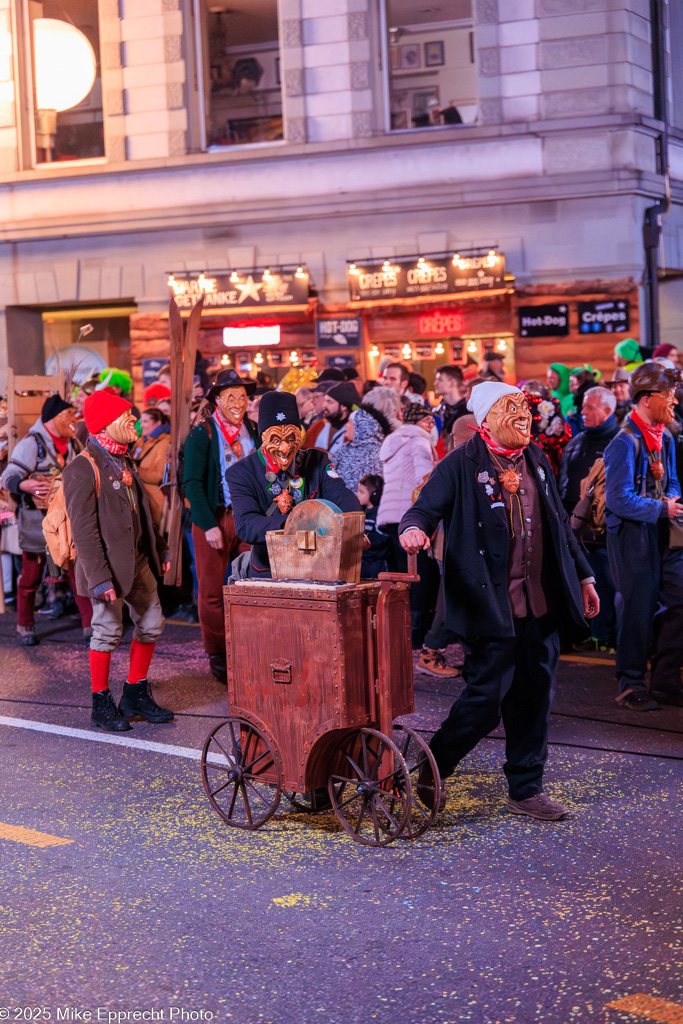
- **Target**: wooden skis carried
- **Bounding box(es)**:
[164,294,204,586]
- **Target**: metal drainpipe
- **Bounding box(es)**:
[643,0,670,350]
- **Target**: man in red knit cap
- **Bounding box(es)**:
[62,390,173,731]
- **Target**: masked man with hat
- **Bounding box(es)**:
[183,369,259,682]
[62,390,172,732]
[1,394,92,646]
[604,362,683,710]
[226,391,361,577]
[399,381,599,821]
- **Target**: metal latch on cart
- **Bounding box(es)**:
[271,659,293,684]
[297,530,317,551]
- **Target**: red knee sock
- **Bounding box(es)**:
[127,639,156,685]
[90,650,111,693]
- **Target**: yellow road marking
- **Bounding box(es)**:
[0,821,73,848]
[560,654,616,666]
[606,994,683,1022]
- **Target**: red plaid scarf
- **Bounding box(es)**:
[94,431,130,456]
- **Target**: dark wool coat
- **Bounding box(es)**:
[63,439,168,599]
[399,434,592,641]
[227,447,361,576]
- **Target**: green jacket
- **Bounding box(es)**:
[183,417,259,532]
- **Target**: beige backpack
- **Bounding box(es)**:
[42,451,100,571]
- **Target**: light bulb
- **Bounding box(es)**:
[401,344,412,358]
[468,342,478,353]
[221,354,230,366]
[370,345,380,358]
[295,266,306,278]
[435,342,445,355]
[230,271,239,284]
[254,352,264,365]
[289,351,299,363]
[33,19,97,112]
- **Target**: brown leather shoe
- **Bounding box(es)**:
[416,759,447,812]
[506,793,568,821]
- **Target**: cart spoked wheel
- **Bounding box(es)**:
[201,717,283,829]
[327,728,412,846]
[393,725,443,839]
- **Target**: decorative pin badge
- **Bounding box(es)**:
[326,466,340,478]
[478,471,490,483]
[537,467,546,482]
[265,471,276,483]
[271,482,282,496]
[276,412,286,421]
[121,469,133,487]
[485,484,494,496]
[113,480,121,490]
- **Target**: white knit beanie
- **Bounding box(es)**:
[466,382,523,426]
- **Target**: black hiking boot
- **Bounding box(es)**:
[92,689,132,732]
[119,680,174,724]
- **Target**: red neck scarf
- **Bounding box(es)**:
[630,411,665,453]
[94,431,130,457]
[214,408,242,446]
[477,424,524,459]
[45,426,68,458]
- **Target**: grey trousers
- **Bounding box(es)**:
[90,558,165,653]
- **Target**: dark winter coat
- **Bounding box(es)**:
[227,447,361,576]
[398,434,592,641]
[63,439,168,599]
[557,415,619,513]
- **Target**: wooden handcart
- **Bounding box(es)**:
[200,501,443,846]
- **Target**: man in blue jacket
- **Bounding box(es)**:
[604,362,683,711]
[400,381,599,821]
[227,390,361,578]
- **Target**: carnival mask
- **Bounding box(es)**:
[106,409,138,446]
[485,393,532,449]
[648,389,677,425]
[262,424,301,472]
[52,407,77,438]
[217,386,247,426]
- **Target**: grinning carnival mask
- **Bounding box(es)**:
[485,392,533,449]
[217,385,248,426]
[52,407,77,438]
[105,408,139,446]
[261,424,301,472]
[630,361,681,425]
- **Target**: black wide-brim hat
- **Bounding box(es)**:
[258,390,301,434]
[207,368,256,403]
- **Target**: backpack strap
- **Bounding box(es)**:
[618,421,646,497]
[78,450,101,497]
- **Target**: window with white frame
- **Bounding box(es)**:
[25,0,104,164]
[384,0,477,131]
[195,0,282,148]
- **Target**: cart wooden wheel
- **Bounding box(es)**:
[201,717,283,829]
[393,725,443,839]
[327,728,412,846]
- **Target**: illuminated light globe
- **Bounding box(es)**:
[33,19,96,112]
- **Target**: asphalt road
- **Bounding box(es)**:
[0,611,682,1024]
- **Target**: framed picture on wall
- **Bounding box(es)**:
[424,41,445,67]
[398,43,421,70]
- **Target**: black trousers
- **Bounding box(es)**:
[429,614,560,801]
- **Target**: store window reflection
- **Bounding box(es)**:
[29,0,104,163]
[385,0,477,131]
[199,0,283,148]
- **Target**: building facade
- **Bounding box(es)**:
[1,0,682,401]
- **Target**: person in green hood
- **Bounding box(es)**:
[547,363,574,417]
[614,338,643,373]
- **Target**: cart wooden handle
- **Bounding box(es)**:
[378,551,419,583]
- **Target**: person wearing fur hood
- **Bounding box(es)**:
[334,404,392,494]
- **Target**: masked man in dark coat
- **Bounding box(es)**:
[227,390,361,578]
[400,382,599,821]
[63,391,173,733]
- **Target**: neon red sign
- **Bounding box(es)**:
[418,312,464,336]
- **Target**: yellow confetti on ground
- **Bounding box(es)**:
[271,893,311,908]
[606,994,683,1023]
[0,821,73,848]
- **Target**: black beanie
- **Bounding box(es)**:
[327,381,360,410]
[258,391,301,434]
[41,394,74,423]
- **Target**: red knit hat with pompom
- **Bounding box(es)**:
[84,391,133,434]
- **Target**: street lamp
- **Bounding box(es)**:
[33,18,97,162]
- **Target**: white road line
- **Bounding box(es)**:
[0,715,212,762]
